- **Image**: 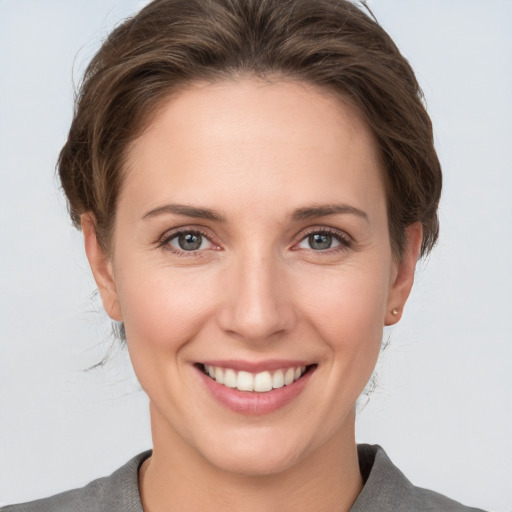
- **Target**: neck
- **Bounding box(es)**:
[140,405,363,512]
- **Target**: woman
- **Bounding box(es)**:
[0,0,497,510]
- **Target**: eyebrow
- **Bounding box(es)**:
[291,204,368,222]
[142,202,368,223]
[142,204,226,222]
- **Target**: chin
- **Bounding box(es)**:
[205,441,304,477]
[198,418,332,478]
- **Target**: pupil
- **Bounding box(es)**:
[178,233,202,250]
[309,233,332,250]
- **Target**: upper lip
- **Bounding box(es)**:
[198,359,313,373]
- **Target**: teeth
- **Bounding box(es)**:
[203,365,308,393]
[224,369,237,388]
[272,369,284,389]
[284,368,295,385]
[214,367,224,385]
[254,371,272,392]
[237,371,254,391]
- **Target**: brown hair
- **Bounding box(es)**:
[58,0,441,259]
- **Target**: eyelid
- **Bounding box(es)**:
[292,226,353,251]
[157,226,220,254]
[155,224,353,255]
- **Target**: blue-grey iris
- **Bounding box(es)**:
[309,233,332,250]
[178,233,203,251]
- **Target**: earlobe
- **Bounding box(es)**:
[385,222,423,326]
[81,214,123,321]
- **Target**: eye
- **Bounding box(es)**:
[165,230,215,252]
[296,229,350,251]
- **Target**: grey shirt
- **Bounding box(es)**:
[1,444,486,511]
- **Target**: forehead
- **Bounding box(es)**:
[122,78,386,220]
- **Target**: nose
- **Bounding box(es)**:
[216,250,297,343]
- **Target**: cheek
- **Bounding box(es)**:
[114,261,218,353]
[293,261,390,381]
[296,262,390,334]
[113,262,222,411]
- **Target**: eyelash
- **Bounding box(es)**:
[157,227,215,257]
[296,227,353,254]
[157,226,353,257]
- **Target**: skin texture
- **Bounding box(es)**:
[83,79,422,511]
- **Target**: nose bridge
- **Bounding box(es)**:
[217,244,295,341]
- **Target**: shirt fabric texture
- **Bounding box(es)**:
[1,444,486,511]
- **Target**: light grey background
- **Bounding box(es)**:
[1,1,511,510]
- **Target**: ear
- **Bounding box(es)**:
[81,213,123,321]
[385,222,423,326]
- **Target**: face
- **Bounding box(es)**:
[85,79,420,476]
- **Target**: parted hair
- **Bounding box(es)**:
[58,0,442,259]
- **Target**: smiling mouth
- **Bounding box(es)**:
[196,363,316,393]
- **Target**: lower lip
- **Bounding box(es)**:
[197,366,315,415]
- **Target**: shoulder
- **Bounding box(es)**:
[352,444,487,512]
[0,451,150,512]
